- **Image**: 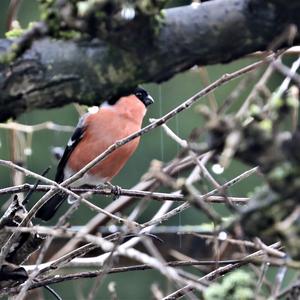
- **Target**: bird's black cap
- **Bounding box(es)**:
[133,87,154,107]
[107,87,154,106]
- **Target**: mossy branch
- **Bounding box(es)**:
[204,88,300,258]
[0,0,299,120]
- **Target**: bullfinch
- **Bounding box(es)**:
[36,87,154,221]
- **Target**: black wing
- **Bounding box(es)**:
[36,113,89,221]
[55,113,89,183]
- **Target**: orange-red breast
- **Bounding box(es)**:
[36,87,154,221]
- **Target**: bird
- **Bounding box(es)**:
[36,87,154,221]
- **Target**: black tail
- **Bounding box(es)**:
[35,192,68,221]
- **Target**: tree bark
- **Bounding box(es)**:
[0,0,299,121]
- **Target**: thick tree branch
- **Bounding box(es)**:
[0,0,299,120]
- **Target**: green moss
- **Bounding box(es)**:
[39,0,75,38]
[266,161,300,200]
[268,162,293,182]
[249,104,261,118]
[0,51,17,65]
[205,283,226,300]
[59,30,82,39]
[5,22,37,40]
[268,162,300,184]
[5,28,25,39]
[232,288,254,300]
[270,95,284,109]
[137,0,168,15]
[258,119,272,132]
[204,270,255,300]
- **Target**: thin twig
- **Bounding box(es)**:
[0,160,133,267]
[140,167,258,229]
[272,59,300,86]
[162,242,281,300]
[0,121,74,133]
[0,184,249,204]
[15,190,86,300]
[5,226,205,294]
[272,56,300,100]
[2,259,248,296]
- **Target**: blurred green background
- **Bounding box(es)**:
[0,1,297,299]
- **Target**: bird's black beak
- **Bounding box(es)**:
[144,94,154,107]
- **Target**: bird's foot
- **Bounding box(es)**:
[95,183,107,190]
[67,194,78,204]
[103,182,121,200]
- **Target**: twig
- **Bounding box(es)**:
[254,262,269,299]
[0,184,250,204]
[107,282,118,300]
[198,66,218,112]
[86,235,122,300]
[49,180,158,260]
[5,226,205,293]
[2,259,247,296]
[272,59,300,86]
[22,167,51,205]
[237,62,275,118]
[218,72,257,114]
[162,242,281,300]
[57,166,257,274]
[193,233,268,250]
[63,154,230,270]
[43,285,62,300]
[254,237,286,259]
[38,243,98,275]
[140,167,258,229]
[0,160,132,267]
[278,279,300,299]
[0,121,74,133]
[245,47,300,57]
[158,122,236,219]
[142,236,199,297]
[6,0,22,30]
[0,161,134,225]
[184,183,221,223]
[272,56,300,100]
[151,283,164,300]
[15,188,86,300]
[271,265,287,298]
